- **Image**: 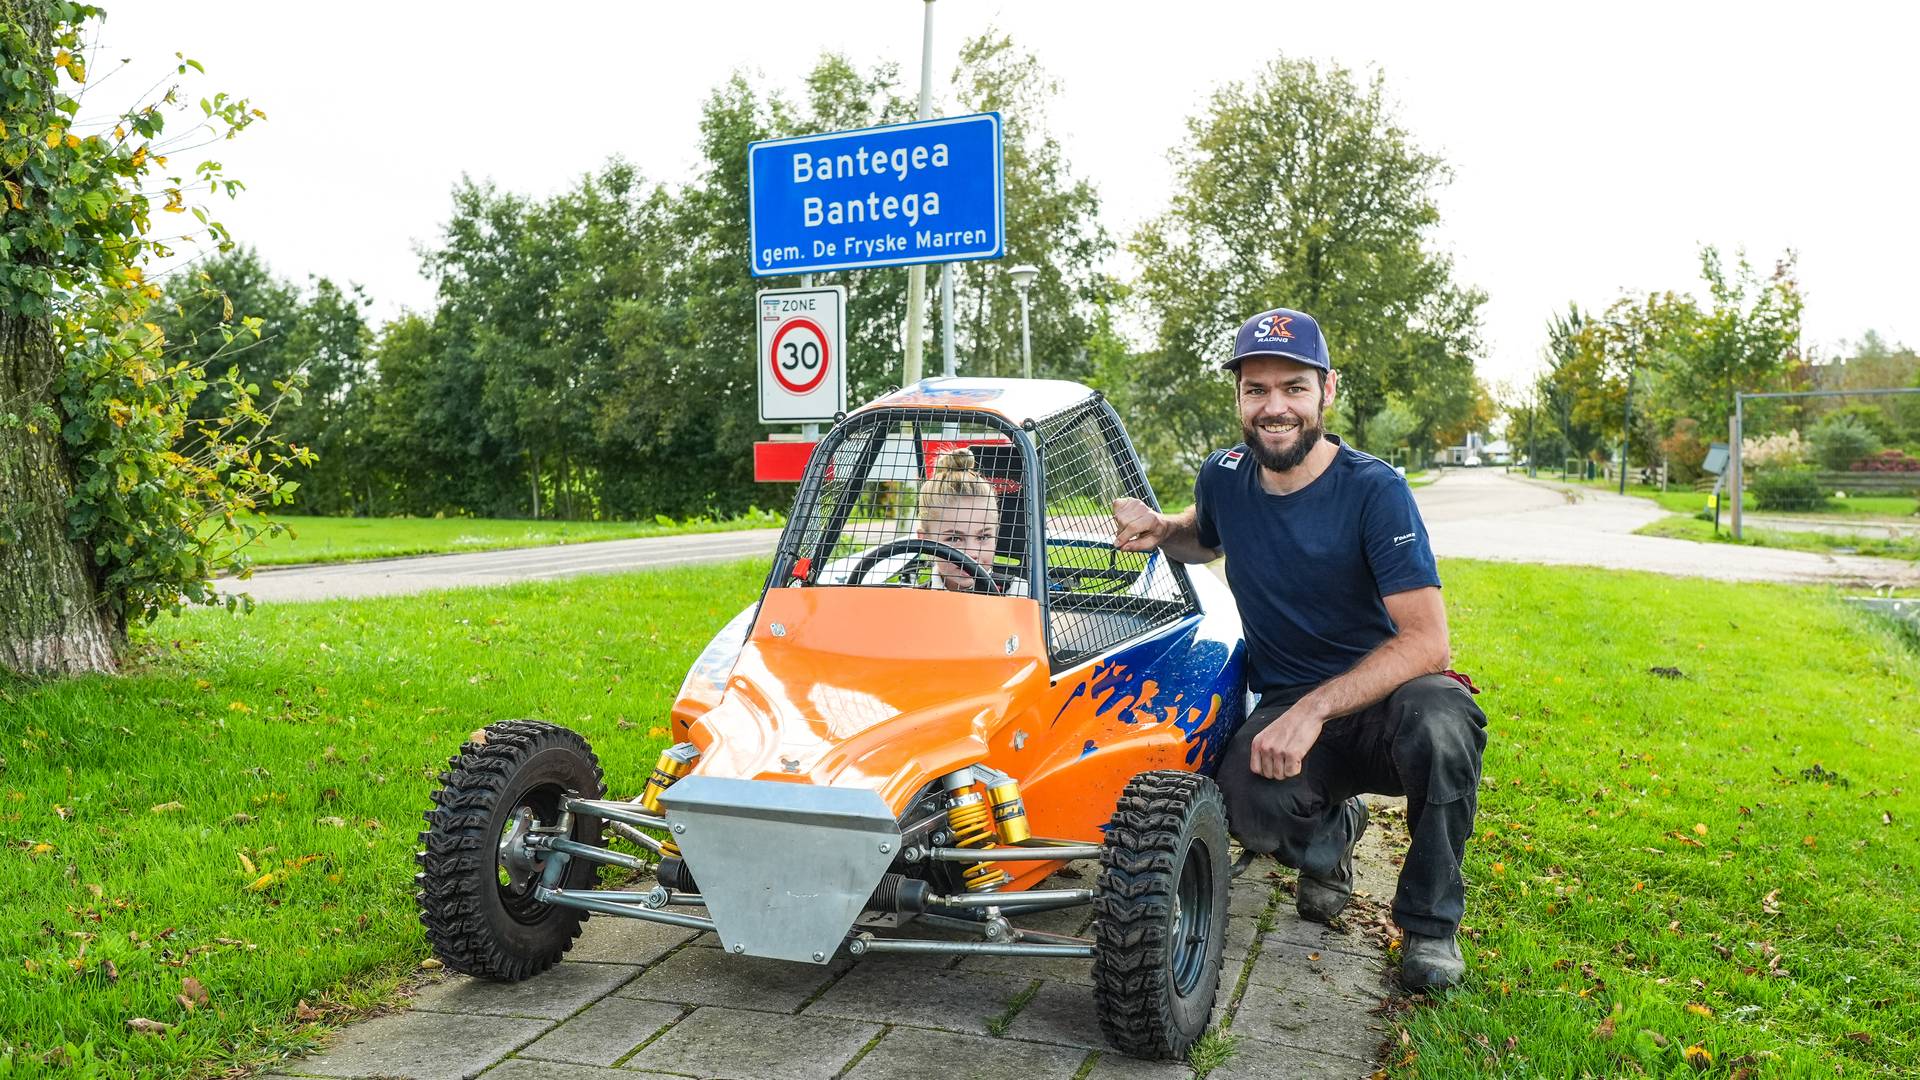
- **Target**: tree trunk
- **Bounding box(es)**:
[0,313,122,676]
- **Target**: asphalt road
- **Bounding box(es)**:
[230,470,1917,604]
[1420,468,1918,588]
[232,529,783,603]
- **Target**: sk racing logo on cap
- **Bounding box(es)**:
[1255,314,1294,341]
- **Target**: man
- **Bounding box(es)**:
[1111,307,1486,991]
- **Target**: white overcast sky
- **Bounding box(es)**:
[95,1,1916,390]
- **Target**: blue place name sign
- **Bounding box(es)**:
[748,113,1003,277]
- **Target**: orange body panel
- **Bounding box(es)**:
[677,587,1228,893]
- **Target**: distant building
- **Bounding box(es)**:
[1437,432,1506,466]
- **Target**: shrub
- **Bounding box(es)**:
[1742,430,1805,468]
[1808,413,1882,471]
[1851,449,1920,473]
[1748,467,1827,511]
[1661,418,1709,484]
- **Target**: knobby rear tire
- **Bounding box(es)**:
[1091,770,1231,1060]
[416,719,605,981]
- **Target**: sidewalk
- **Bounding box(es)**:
[263,801,1413,1080]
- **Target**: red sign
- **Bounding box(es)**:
[753,441,817,483]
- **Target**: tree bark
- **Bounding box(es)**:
[0,313,122,676]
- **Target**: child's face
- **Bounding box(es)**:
[918,496,999,590]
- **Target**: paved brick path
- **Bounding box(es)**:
[264,800,1412,1080]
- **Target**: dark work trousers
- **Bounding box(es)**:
[1218,673,1488,938]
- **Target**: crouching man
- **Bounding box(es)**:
[1111,307,1487,991]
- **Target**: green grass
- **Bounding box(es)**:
[231,510,784,566]
[4,558,1918,1076]
[0,561,768,1078]
[1637,514,1920,562]
[1394,561,1920,1077]
[1553,475,1918,519]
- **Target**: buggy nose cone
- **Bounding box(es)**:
[660,776,901,964]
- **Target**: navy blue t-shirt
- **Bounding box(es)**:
[1194,435,1441,698]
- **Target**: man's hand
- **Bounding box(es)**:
[1249,705,1326,780]
[1112,497,1172,553]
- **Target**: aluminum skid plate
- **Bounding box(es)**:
[661,776,900,964]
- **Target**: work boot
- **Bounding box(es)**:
[1296,798,1368,923]
[1400,932,1465,992]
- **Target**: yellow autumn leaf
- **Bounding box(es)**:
[1692,823,1708,837]
[238,851,256,874]
[1492,862,1506,875]
[245,873,275,892]
[1686,1002,1713,1018]
[28,842,54,856]
[64,134,79,150]
[45,128,63,148]
[154,154,168,166]
[54,49,72,67]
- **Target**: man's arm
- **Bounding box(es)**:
[1112,498,1222,564]
[1246,587,1452,780]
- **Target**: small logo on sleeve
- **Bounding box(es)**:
[1393,531,1417,546]
[1219,449,1244,470]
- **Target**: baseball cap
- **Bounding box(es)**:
[1222,307,1330,372]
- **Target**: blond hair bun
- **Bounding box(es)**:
[932,447,978,477]
[920,446,995,511]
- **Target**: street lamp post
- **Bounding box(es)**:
[1009,264,1039,379]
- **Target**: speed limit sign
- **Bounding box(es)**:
[757,285,846,423]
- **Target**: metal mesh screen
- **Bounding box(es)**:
[1034,399,1195,666]
[780,409,1033,596]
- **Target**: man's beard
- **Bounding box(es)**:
[1242,412,1325,472]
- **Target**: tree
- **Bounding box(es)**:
[945,33,1111,383]
[1127,57,1484,482]
[2,3,293,677]
[1663,247,1802,433]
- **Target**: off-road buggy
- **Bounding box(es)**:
[416,378,1249,1059]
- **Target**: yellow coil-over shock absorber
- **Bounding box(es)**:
[941,769,1008,892]
[642,742,700,857]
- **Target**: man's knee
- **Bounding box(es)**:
[1388,676,1487,801]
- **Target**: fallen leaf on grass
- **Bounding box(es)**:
[150,802,184,814]
[1642,1029,1670,1047]
[1692,823,1708,837]
[316,816,347,828]
[179,976,209,1011]
[126,1018,169,1035]
[237,852,256,874]
[294,999,323,1022]
[467,728,488,745]
[1593,1016,1616,1040]
[1762,889,1782,915]
[244,873,275,892]
[1845,1031,1872,1044]
[1686,1003,1714,1018]
[420,958,443,971]
[1684,1045,1713,1070]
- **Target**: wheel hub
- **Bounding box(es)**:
[498,806,543,893]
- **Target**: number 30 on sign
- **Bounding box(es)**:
[757,285,847,424]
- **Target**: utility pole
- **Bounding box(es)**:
[1619,329,1637,494]
[901,0,935,386]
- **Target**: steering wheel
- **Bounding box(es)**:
[849,538,997,594]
